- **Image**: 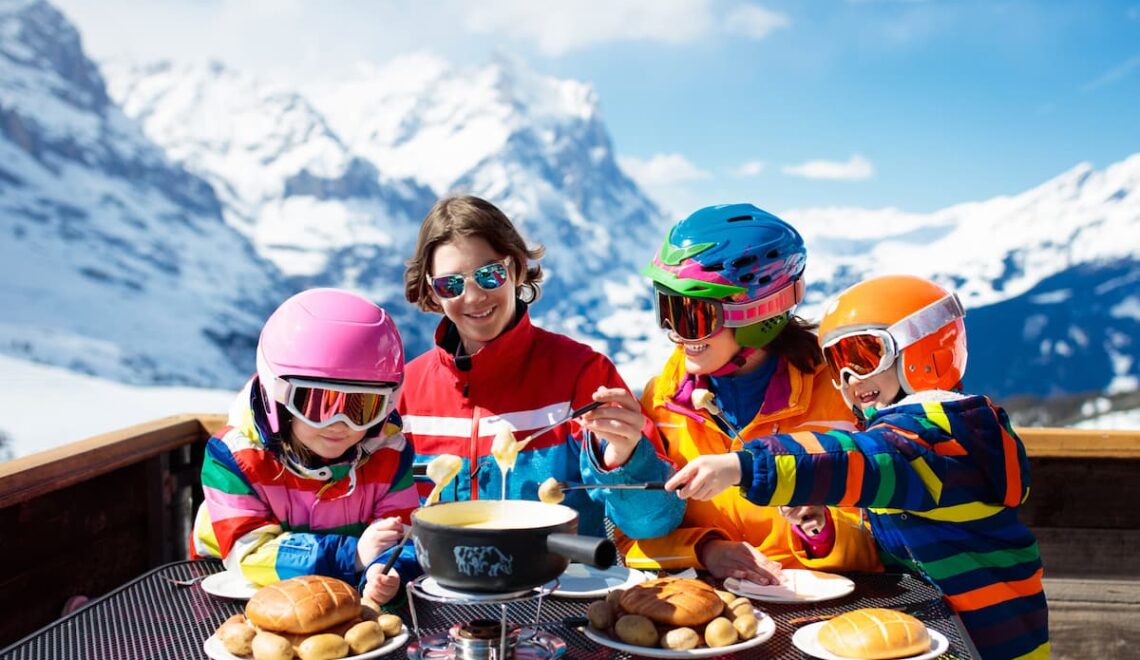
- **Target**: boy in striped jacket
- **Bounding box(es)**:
[666,275,1049,660]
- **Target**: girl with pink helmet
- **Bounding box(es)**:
[191,288,419,606]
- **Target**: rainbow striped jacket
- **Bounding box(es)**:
[191,381,421,589]
[736,390,1049,660]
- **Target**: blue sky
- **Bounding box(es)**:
[54,0,1140,218]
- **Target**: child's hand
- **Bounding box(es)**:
[665,454,742,500]
[779,506,828,536]
[356,517,404,570]
[699,539,784,585]
[363,564,400,605]
[582,386,647,467]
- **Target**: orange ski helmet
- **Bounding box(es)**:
[819,275,967,394]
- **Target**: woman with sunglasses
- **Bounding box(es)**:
[399,195,683,541]
[192,288,420,607]
[621,203,881,584]
[665,275,1049,660]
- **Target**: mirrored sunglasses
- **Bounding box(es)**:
[284,378,395,431]
[428,257,511,300]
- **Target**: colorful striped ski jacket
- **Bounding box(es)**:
[620,347,882,574]
[398,307,684,540]
[735,390,1049,660]
[192,380,421,590]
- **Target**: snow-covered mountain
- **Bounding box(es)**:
[1,0,1136,406]
[104,50,669,361]
[783,157,1140,398]
[103,60,436,282]
[0,0,290,387]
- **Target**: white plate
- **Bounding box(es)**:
[200,572,259,600]
[418,576,532,602]
[583,609,775,658]
[204,626,409,660]
[724,569,855,603]
[791,621,949,660]
[551,564,651,599]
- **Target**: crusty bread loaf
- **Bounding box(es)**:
[619,578,724,627]
[817,608,931,659]
[245,575,361,634]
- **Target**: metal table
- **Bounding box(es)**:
[0,559,977,659]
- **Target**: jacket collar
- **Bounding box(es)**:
[651,346,813,425]
[432,302,535,379]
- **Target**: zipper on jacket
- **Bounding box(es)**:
[469,406,482,500]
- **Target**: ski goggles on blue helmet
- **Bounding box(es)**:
[652,279,805,341]
[428,257,511,300]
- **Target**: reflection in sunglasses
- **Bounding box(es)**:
[428,257,512,299]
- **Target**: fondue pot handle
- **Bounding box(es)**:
[546,534,617,569]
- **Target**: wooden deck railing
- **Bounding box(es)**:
[0,417,1137,656]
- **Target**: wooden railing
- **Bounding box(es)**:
[0,418,1137,656]
[0,414,224,647]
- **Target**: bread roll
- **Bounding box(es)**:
[618,578,724,627]
[817,608,931,659]
[246,575,361,634]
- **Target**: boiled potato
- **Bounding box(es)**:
[344,621,384,654]
[605,588,625,610]
[587,600,615,630]
[296,633,349,660]
[359,598,380,621]
[251,631,293,660]
[731,602,754,619]
[660,627,700,650]
[715,589,736,606]
[727,596,751,612]
[704,617,739,648]
[218,619,256,656]
[538,477,565,504]
[614,614,659,647]
[376,613,404,637]
[733,614,760,640]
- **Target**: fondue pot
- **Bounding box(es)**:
[411,499,617,593]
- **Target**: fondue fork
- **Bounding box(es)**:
[515,401,606,448]
[557,481,667,492]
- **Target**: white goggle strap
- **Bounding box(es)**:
[887,293,966,351]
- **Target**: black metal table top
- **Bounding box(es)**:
[1,559,976,659]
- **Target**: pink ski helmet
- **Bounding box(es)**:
[256,288,404,433]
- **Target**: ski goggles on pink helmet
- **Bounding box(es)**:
[280,378,396,432]
[652,279,805,342]
[427,257,511,300]
[822,293,965,385]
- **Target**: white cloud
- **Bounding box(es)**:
[462,1,788,55]
[619,153,712,186]
[723,4,791,40]
[782,154,875,181]
[732,160,767,177]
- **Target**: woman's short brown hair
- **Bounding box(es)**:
[405,195,545,313]
[766,315,825,374]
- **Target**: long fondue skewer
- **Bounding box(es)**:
[380,455,462,576]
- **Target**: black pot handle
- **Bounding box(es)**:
[546,533,617,569]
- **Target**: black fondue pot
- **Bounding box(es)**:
[411,499,616,593]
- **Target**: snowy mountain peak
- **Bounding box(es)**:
[1,0,287,387]
[104,58,437,278]
[1,0,108,114]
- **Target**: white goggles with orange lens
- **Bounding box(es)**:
[822,293,965,385]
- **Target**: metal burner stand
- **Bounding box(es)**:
[404,576,565,659]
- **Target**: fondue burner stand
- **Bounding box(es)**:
[404,576,567,659]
